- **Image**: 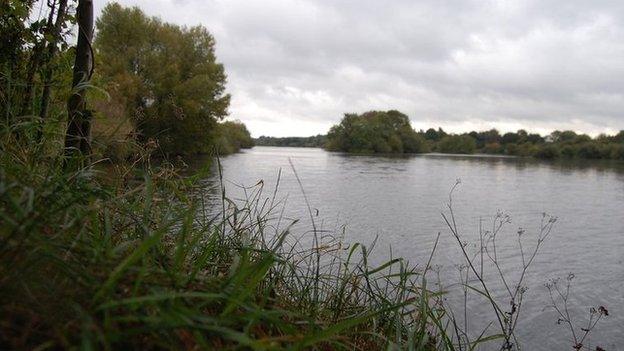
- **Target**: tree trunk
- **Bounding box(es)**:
[64,0,93,156]
[19,3,56,117]
[39,0,68,123]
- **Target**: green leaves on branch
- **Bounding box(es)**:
[95,3,231,155]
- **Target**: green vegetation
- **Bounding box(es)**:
[0,1,611,349]
[215,120,255,154]
[326,110,428,153]
[2,126,609,349]
[94,3,243,156]
[318,111,624,160]
[435,135,477,154]
[255,135,326,148]
[1,1,250,159]
[0,131,439,349]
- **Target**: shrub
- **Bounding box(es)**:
[533,144,561,159]
[214,120,254,155]
[436,135,477,154]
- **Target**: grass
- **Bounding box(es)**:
[0,121,610,350]
[0,122,446,350]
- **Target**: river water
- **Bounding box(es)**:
[197,146,624,350]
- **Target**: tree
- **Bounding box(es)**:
[436,135,477,154]
[470,128,501,148]
[326,110,427,154]
[1,1,40,121]
[39,0,70,122]
[95,4,230,154]
[424,127,447,141]
[65,0,94,155]
[214,120,254,154]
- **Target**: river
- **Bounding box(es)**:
[197,146,624,350]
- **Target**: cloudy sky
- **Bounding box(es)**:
[96,0,624,137]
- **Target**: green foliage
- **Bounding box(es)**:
[214,120,254,155]
[533,144,560,159]
[255,135,327,147]
[1,0,74,125]
[321,115,624,160]
[468,129,501,149]
[424,128,447,141]
[435,135,477,154]
[326,110,428,154]
[95,3,231,155]
[0,125,445,350]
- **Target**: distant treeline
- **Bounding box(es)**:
[254,135,327,148]
[263,110,624,160]
[421,126,624,160]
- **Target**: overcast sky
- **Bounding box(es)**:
[96,0,624,137]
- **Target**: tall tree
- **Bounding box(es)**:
[95,4,230,154]
[39,0,69,122]
[64,0,94,155]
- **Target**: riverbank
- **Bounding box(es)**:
[2,139,615,349]
[0,136,441,349]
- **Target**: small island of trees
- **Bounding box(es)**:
[326,110,428,153]
[256,110,624,161]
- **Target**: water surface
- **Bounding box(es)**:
[199,146,624,350]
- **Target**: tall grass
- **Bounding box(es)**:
[0,124,445,350]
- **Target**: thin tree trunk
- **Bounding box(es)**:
[39,0,68,123]
[64,0,94,156]
[19,3,56,117]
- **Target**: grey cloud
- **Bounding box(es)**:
[99,0,624,136]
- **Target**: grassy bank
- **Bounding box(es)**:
[1,127,610,350]
[0,128,445,350]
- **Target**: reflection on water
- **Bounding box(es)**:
[195,146,624,350]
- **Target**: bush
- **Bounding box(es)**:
[436,135,477,154]
[214,120,254,155]
[610,144,624,160]
[533,144,561,159]
[483,142,503,154]
[560,145,576,158]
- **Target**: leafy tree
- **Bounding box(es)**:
[1,0,73,128]
[214,120,254,154]
[326,110,427,154]
[255,135,326,147]
[469,129,501,148]
[424,127,447,141]
[526,133,545,144]
[550,130,578,143]
[534,144,561,159]
[436,135,477,154]
[95,3,230,154]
